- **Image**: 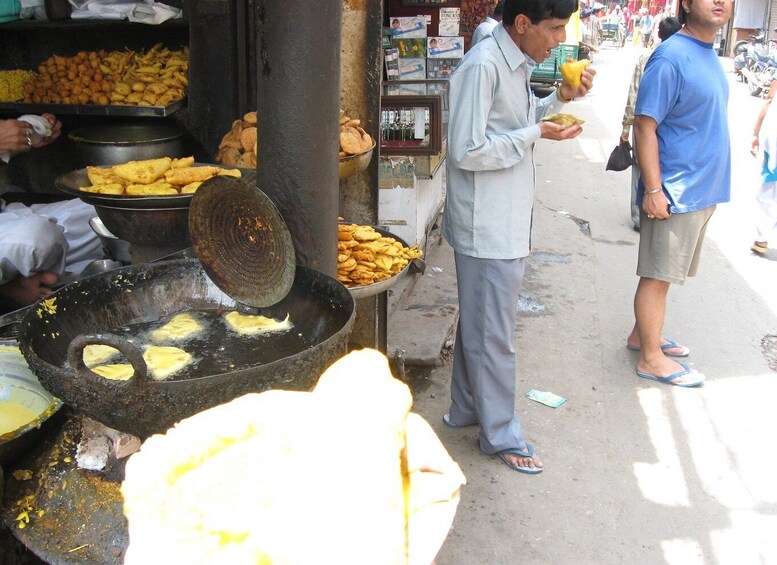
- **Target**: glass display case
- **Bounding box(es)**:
[380,79,448,157]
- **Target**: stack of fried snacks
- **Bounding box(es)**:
[339,110,374,158]
[215,111,257,169]
[0,70,35,102]
[79,156,241,196]
[23,44,188,107]
[337,224,423,287]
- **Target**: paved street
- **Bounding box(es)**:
[410,42,777,564]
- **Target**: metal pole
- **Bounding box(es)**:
[255,0,342,276]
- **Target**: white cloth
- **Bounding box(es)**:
[442,23,564,259]
[69,0,181,22]
[732,0,768,30]
[0,199,104,284]
[755,181,777,241]
[470,16,498,47]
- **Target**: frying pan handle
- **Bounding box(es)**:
[67,333,150,383]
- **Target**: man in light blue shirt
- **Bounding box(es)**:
[441,0,595,474]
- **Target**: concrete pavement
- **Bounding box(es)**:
[393,44,777,564]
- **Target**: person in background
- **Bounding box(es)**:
[471,0,505,47]
[443,0,595,474]
[639,8,653,47]
[0,114,104,310]
[749,67,777,255]
[620,16,682,231]
[625,0,732,386]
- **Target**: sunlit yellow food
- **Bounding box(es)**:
[121,349,466,565]
[151,313,202,342]
[559,58,591,90]
[337,224,423,287]
[143,346,193,380]
[125,182,178,196]
[113,157,172,185]
[223,312,291,336]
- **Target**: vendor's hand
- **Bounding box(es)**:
[539,120,583,141]
[36,113,62,148]
[0,272,59,308]
[751,135,760,157]
[642,190,671,220]
[558,66,596,101]
[620,132,630,144]
[0,119,34,155]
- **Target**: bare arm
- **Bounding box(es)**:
[751,81,776,155]
[634,114,670,219]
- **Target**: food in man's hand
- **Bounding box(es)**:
[151,313,202,342]
[559,58,591,90]
[339,109,374,157]
[143,346,192,380]
[337,224,423,287]
[541,113,586,127]
[216,111,257,168]
[223,312,291,336]
[121,348,465,565]
[80,156,241,196]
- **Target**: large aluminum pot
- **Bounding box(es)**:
[68,122,185,166]
[18,259,356,438]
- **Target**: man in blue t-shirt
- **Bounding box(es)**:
[624,0,732,388]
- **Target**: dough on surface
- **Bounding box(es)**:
[91,363,134,381]
[151,313,202,342]
[143,346,193,380]
[83,344,121,367]
[223,312,291,336]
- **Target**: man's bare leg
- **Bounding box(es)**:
[628,276,691,382]
[0,272,59,308]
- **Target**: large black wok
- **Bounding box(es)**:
[18,259,355,438]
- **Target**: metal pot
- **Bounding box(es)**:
[68,122,185,166]
[18,259,355,438]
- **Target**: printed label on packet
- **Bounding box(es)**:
[524,389,567,408]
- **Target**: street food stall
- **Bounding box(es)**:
[0,1,466,562]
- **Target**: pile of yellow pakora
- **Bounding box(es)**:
[337,224,422,287]
[79,156,241,196]
[23,44,188,107]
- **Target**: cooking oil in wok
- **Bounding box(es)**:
[98,310,312,381]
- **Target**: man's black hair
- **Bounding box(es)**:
[503,0,578,25]
[678,0,688,25]
[658,16,681,40]
[493,0,505,19]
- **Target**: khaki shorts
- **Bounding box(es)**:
[637,206,716,285]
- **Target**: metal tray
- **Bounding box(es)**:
[10,97,185,117]
[55,163,252,210]
[344,226,416,299]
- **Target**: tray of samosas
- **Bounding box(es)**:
[337,224,423,298]
[56,157,244,209]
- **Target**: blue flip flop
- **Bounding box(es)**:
[442,413,477,429]
[636,362,705,387]
[626,338,690,357]
[497,444,543,475]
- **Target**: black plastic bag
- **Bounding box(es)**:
[606,140,633,172]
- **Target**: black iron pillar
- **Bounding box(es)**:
[254,1,342,276]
